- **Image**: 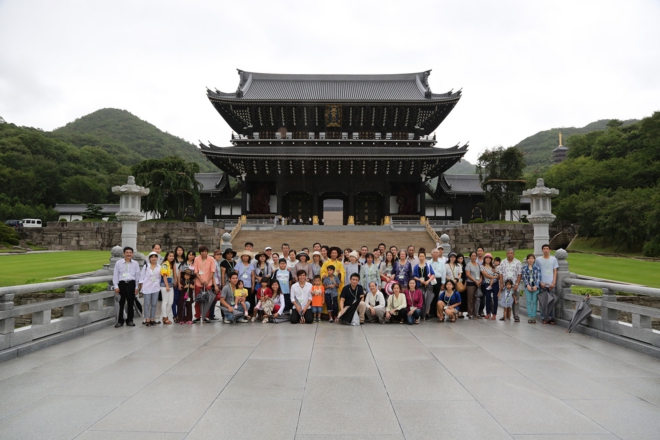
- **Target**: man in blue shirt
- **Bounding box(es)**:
[535,244,559,324]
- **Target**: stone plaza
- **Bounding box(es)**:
[1,316,660,439]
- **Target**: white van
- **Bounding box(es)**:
[21,219,42,228]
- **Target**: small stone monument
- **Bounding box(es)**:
[112,176,150,252]
[220,232,233,252]
[522,178,559,255]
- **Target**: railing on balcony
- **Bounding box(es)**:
[0,276,115,361]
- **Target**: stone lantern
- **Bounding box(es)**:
[522,178,559,255]
[112,176,150,252]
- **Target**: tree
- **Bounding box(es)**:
[131,156,201,220]
[82,203,104,220]
[477,146,526,220]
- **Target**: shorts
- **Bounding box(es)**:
[311,306,323,314]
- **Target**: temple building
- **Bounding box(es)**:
[552,132,569,164]
[201,70,469,225]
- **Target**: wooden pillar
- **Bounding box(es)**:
[241,180,248,215]
[419,181,426,217]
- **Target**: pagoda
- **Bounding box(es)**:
[201,70,468,225]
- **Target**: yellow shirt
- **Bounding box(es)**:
[234,288,248,299]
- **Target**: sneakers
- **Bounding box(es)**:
[223,318,232,324]
[251,316,256,323]
[329,318,334,323]
[262,317,269,324]
[238,318,248,323]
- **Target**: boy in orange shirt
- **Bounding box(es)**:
[310,275,325,323]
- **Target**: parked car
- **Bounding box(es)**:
[21,219,42,228]
[4,220,21,228]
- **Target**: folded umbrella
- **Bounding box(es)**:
[538,288,558,320]
[566,295,592,333]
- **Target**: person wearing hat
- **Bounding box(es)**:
[235,249,256,313]
[253,251,272,286]
[480,253,499,320]
[263,246,274,266]
[321,246,346,293]
[344,250,360,283]
[293,251,313,282]
[219,248,237,288]
[139,251,162,326]
[310,251,323,278]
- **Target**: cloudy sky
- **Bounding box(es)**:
[0,0,658,163]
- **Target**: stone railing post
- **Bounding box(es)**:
[220,232,233,253]
[112,176,150,252]
[0,292,15,350]
[63,285,80,318]
[600,287,618,328]
[440,233,451,254]
[555,249,568,319]
[522,178,559,256]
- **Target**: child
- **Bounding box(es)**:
[273,258,294,313]
[178,269,195,324]
[499,279,515,321]
[322,265,340,323]
[310,275,325,323]
[234,280,249,317]
[252,278,274,323]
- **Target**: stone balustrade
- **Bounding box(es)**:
[0,276,115,361]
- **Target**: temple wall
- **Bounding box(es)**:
[447,223,534,253]
[22,222,226,251]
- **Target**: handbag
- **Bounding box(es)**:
[456,280,466,293]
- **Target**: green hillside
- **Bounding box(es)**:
[53,108,217,172]
[445,158,476,174]
[515,119,638,172]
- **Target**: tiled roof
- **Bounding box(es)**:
[194,172,227,193]
[209,70,460,103]
[54,204,120,214]
[202,144,467,159]
[440,174,484,195]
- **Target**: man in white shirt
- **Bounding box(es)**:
[112,246,141,327]
[498,248,523,323]
[358,246,369,265]
[406,245,419,267]
[290,270,313,324]
[429,247,447,319]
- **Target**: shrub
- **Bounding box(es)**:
[0,223,20,245]
[469,218,485,224]
[59,218,67,222]
[182,216,196,223]
[643,238,660,258]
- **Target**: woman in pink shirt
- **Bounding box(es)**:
[403,279,424,325]
[193,245,218,322]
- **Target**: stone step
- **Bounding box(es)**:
[232,228,437,254]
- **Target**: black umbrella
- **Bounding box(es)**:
[338,300,360,325]
[566,295,592,333]
[195,287,215,324]
[538,288,558,321]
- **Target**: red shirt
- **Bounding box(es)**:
[256,287,273,300]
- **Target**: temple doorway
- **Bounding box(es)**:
[283,192,312,224]
[355,192,381,225]
[322,199,344,225]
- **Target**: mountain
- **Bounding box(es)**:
[53,108,217,172]
[445,158,476,174]
[514,118,638,172]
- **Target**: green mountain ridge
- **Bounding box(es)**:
[514,118,639,172]
[53,108,217,172]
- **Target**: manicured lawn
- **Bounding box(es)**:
[0,251,114,287]
[488,249,659,288]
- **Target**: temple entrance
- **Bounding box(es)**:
[322,199,344,225]
[355,192,381,225]
[283,192,312,224]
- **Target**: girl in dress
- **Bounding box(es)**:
[178,269,195,324]
[499,279,515,321]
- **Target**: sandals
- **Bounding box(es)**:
[528,319,533,324]
[514,318,520,323]
[549,320,556,325]
[163,318,172,325]
[499,317,505,321]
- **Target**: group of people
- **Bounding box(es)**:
[111,241,559,327]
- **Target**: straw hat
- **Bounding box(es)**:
[236,250,255,260]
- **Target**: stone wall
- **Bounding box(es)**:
[446,223,534,253]
[23,222,227,251]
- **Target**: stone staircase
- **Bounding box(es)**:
[232,227,437,253]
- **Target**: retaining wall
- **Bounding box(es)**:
[23,222,227,251]
[446,223,534,253]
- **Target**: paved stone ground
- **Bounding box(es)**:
[1,317,660,440]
